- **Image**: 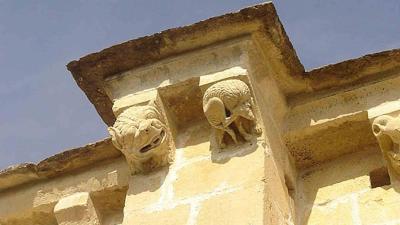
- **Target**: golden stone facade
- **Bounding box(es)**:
[1,2,400,225]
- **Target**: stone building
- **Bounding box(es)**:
[1,2,399,225]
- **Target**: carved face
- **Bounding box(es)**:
[131,119,167,157]
[108,104,172,174]
[108,118,168,159]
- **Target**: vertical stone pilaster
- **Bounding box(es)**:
[54,192,101,225]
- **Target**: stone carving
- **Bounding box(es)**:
[108,102,172,174]
[372,115,400,181]
[203,79,261,149]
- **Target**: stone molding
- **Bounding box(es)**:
[0,138,121,192]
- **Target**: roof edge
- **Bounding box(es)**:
[305,48,400,91]
[0,138,121,192]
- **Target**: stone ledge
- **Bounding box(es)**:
[37,138,121,178]
[0,138,121,192]
[289,49,400,105]
[306,49,400,91]
[0,163,41,192]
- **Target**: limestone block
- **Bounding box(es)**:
[0,157,128,225]
[198,67,247,87]
[307,201,353,225]
[123,204,190,225]
[301,149,383,205]
[112,90,158,116]
[174,142,263,199]
[197,185,264,225]
[54,192,100,225]
[358,187,400,225]
[123,167,168,212]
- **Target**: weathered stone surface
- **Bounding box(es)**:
[174,142,264,199]
[123,204,190,225]
[0,163,40,192]
[284,69,400,168]
[0,157,129,224]
[37,138,121,178]
[0,138,121,193]
[307,201,353,225]
[54,192,101,225]
[285,112,378,168]
[301,149,383,206]
[197,185,264,225]
[358,187,400,225]
[158,78,205,130]
[306,49,400,92]
[123,167,168,211]
[182,141,210,159]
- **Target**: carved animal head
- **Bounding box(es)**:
[108,105,170,174]
[372,115,400,145]
[232,100,255,121]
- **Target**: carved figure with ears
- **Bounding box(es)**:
[372,115,400,181]
[108,102,172,174]
[203,79,261,149]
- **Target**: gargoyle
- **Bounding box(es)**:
[108,103,172,174]
[372,115,400,181]
[203,79,261,149]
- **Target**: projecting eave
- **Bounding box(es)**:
[0,138,121,192]
[306,49,400,91]
[287,48,400,104]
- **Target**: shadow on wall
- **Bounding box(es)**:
[176,120,259,164]
[298,147,385,224]
[211,139,258,164]
[127,166,169,196]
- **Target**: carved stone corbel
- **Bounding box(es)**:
[372,115,400,182]
[203,79,261,150]
[108,102,173,174]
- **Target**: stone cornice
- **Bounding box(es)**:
[0,138,121,192]
[306,49,400,91]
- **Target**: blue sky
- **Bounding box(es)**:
[0,0,399,168]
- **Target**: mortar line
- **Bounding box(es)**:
[186,201,201,225]
[350,194,362,225]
